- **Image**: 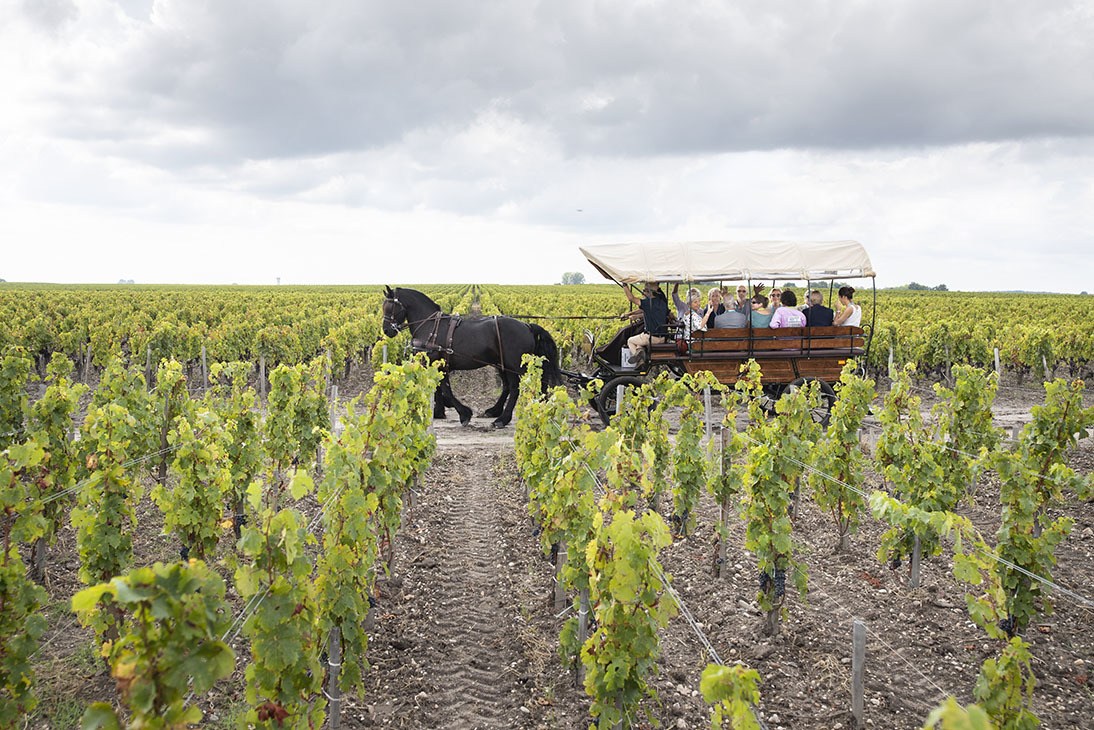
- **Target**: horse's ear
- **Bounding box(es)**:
[384,285,393,298]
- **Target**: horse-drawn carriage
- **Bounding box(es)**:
[562,240,877,424]
[381,240,875,427]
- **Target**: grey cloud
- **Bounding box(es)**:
[30,0,1094,170]
[20,0,78,33]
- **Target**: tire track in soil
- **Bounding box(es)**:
[360,445,534,729]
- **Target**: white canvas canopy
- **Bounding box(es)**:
[580,240,876,284]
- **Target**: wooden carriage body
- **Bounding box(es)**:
[579,240,876,423]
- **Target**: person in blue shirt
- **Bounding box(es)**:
[623,281,670,364]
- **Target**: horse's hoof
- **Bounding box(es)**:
[459,415,472,426]
[433,412,447,420]
[492,418,508,429]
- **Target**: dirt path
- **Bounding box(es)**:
[355,440,544,729]
[412,447,523,727]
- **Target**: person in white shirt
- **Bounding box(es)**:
[680,287,707,337]
[834,286,862,327]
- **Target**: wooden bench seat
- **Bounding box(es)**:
[648,326,865,386]
[696,326,864,352]
[649,326,863,356]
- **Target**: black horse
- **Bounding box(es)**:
[381,286,561,427]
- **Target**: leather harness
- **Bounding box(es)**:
[410,311,506,370]
[412,311,460,355]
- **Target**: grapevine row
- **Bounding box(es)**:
[1,347,442,726]
[513,353,1092,729]
[3,284,1093,379]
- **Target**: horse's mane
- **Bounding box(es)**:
[393,287,441,313]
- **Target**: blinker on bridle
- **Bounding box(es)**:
[383,297,404,333]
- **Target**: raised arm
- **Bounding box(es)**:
[833,304,851,326]
[702,306,717,329]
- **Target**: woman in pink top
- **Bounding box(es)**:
[769,290,806,328]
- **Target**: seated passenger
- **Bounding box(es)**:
[770,290,806,328]
[730,283,751,313]
[714,306,748,328]
[624,281,670,362]
[834,285,862,327]
[672,284,703,320]
[680,288,707,337]
[803,289,834,327]
[750,295,774,328]
[700,287,726,329]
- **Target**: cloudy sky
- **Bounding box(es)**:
[2,1,1092,290]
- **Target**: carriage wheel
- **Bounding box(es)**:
[596,375,646,426]
[781,377,837,427]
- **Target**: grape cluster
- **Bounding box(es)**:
[758,569,788,598]
[997,616,1017,637]
[773,568,787,599]
[889,556,902,570]
[232,512,248,539]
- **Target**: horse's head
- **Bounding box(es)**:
[381,286,406,337]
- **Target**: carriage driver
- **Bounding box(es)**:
[622,281,670,365]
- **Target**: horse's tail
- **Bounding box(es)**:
[528,323,562,389]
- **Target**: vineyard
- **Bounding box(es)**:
[0,282,1092,729]
[2,284,1092,381]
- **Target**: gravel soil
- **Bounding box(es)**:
[23,364,1094,729]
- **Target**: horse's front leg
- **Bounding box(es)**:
[433,379,448,419]
[482,367,509,419]
[493,371,520,428]
[439,374,473,426]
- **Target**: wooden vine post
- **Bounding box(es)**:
[259,353,266,400]
[709,389,745,579]
[852,619,866,729]
[554,542,569,612]
[327,628,342,730]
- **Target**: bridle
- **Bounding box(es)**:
[382,296,406,334]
